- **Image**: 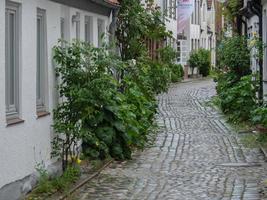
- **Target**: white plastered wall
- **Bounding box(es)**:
[0,0,109,189]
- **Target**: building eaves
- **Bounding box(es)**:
[91,0,120,9]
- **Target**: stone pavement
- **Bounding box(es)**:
[73,79,267,200]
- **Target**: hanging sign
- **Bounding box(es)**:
[177,0,194,34]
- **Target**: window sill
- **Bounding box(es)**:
[37,111,50,118]
[6,118,25,127]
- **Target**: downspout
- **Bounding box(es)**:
[241,18,248,35]
[248,0,263,100]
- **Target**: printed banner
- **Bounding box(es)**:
[177,0,194,34]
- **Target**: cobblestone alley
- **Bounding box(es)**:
[73,79,267,200]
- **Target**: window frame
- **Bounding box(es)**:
[36,8,48,113]
[5,1,21,120]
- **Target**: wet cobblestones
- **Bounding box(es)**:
[73,79,267,200]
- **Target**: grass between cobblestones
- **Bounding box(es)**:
[26,158,113,200]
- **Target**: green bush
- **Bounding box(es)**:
[188,49,211,77]
[251,106,267,127]
[188,51,199,75]
[169,64,184,82]
[218,74,258,122]
[217,36,251,78]
[53,41,172,163]
[148,62,171,93]
[197,49,211,77]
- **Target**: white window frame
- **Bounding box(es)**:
[36,8,48,113]
[5,1,20,119]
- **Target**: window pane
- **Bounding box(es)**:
[60,18,64,39]
[37,17,41,100]
[98,19,104,47]
[9,13,15,105]
[36,9,47,112]
[85,16,92,44]
[5,2,20,117]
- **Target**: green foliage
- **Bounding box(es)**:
[169,64,184,82]
[251,106,267,127]
[158,45,176,64]
[32,166,80,197]
[53,0,180,164]
[223,0,242,21]
[217,74,258,122]
[52,167,80,192]
[147,61,171,93]
[116,0,170,61]
[156,46,183,83]
[188,48,211,77]
[188,51,199,75]
[197,49,211,77]
[217,36,251,78]
[34,165,54,194]
[53,41,169,163]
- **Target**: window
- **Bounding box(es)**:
[97,19,105,47]
[163,0,168,16]
[74,13,80,39]
[195,1,197,24]
[36,8,47,113]
[5,1,20,119]
[85,16,93,43]
[173,0,176,19]
[169,0,172,18]
[203,5,206,21]
[177,41,181,62]
[60,17,65,40]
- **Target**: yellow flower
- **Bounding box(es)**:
[76,158,82,165]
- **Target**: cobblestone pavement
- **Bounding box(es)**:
[73,79,267,200]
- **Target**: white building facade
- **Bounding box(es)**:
[177,0,216,68]
[0,0,118,199]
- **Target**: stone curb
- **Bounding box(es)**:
[259,145,267,160]
[58,159,113,200]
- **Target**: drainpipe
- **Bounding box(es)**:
[248,0,263,100]
[241,18,248,35]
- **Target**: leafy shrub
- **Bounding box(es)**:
[197,49,211,77]
[216,72,238,95]
[188,49,211,77]
[169,64,184,82]
[158,45,177,64]
[53,41,164,164]
[147,61,171,93]
[251,106,267,127]
[218,74,258,122]
[217,36,251,78]
[188,51,199,75]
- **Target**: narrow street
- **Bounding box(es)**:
[73,79,267,200]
